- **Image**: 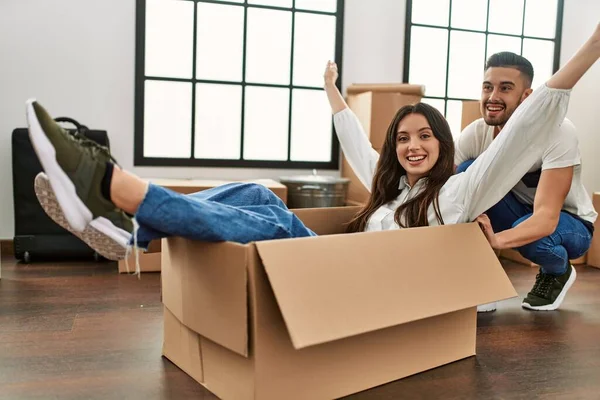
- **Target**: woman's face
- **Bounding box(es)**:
[395,113,440,186]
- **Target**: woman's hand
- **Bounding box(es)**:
[476,214,500,249]
[324,60,338,87]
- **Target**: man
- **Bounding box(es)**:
[455,52,597,312]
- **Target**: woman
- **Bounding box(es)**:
[29,24,599,275]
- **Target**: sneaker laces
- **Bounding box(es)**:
[66,130,121,167]
[124,218,142,279]
[530,272,555,298]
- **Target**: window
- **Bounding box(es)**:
[135,0,345,169]
[403,0,564,136]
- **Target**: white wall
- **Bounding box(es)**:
[0,0,406,239]
[561,0,600,196]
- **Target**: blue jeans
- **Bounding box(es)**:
[130,182,316,249]
[456,159,592,276]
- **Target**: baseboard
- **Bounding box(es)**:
[1,239,14,256]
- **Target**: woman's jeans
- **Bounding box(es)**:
[130,182,317,249]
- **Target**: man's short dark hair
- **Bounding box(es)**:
[485,52,534,88]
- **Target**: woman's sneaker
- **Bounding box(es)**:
[34,172,130,261]
[26,99,132,233]
[25,99,133,237]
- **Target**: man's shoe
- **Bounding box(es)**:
[477,302,497,313]
[34,173,130,261]
[521,265,577,311]
[26,99,132,234]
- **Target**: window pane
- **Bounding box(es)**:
[290,89,332,162]
[296,0,337,13]
[293,13,336,87]
[451,0,487,31]
[447,31,486,99]
[488,0,524,36]
[195,83,242,159]
[248,0,292,7]
[144,80,192,158]
[145,0,194,79]
[446,100,463,137]
[196,3,244,81]
[244,86,290,160]
[408,27,448,97]
[486,34,522,61]
[524,0,557,39]
[245,8,292,85]
[213,0,243,3]
[411,0,449,27]
[522,39,554,89]
[421,98,446,116]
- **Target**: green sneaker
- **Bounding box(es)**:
[521,265,577,311]
[26,99,133,236]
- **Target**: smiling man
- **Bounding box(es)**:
[455,52,597,312]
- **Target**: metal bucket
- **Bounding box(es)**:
[279,173,350,209]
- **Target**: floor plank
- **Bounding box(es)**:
[1,255,599,400]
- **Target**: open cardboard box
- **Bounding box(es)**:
[118,178,288,273]
[161,206,517,400]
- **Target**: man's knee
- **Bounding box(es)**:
[456,159,476,174]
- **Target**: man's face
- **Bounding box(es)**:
[480,67,532,128]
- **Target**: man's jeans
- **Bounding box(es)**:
[457,159,592,276]
[130,182,317,249]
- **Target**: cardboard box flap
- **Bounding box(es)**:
[255,223,517,350]
[162,238,249,357]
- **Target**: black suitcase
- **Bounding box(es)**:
[12,117,110,263]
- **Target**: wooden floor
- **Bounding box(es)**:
[0,256,599,400]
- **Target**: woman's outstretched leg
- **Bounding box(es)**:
[112,174,288,246]
[27,101,314,261]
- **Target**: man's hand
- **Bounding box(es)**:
[324,60,338,87]
[476,214,501,249]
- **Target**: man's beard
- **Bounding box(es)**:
[482,101,517,127]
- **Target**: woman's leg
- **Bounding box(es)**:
[110,169,296,246]
[133,183,314,244]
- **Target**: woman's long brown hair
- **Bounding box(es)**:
[346,103,455,232]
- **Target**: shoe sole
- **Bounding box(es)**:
[35,172,130,261]
[26,99,92,232]
[521,266,577,311]
[477,302,497,313]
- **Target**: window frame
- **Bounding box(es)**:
[402,0,565,118]
[134,0,345,169]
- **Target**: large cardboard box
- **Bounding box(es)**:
[161,206,517,399]
[118,178,288,273]
[342,84,424,205]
